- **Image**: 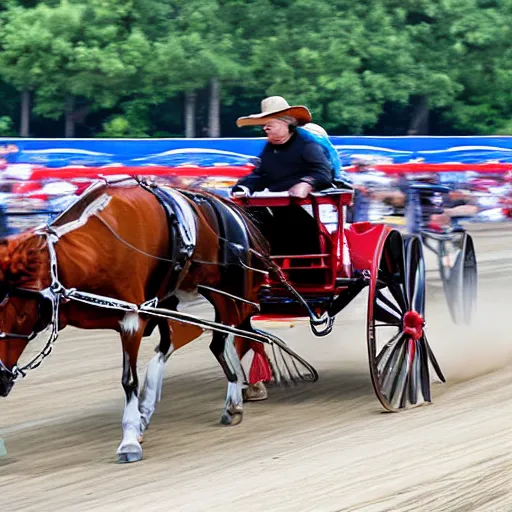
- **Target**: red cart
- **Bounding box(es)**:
[233,187,444,412]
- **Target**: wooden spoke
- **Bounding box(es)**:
[367,233,444,412]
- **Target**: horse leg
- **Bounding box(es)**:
[117,313,145,463]
[201,293,245,425]
[139,318,174,437]
[139,316,204,437]
[210,331,245,426]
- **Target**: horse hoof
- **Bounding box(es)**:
[243,382,268,402]
[117,442,142,463]
[220,407,243,426]
[118,451,143,463]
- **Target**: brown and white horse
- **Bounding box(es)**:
[0,179,270,462]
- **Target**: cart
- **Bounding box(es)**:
[233,186,445,411]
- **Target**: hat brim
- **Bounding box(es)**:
[237,106,312,127]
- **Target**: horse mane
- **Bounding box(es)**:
[49,181,110,229]
[0,233,47,286]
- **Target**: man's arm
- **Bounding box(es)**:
[235,164,269,193]
[300,142,333,190]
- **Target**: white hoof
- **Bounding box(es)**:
[117,440,143,463]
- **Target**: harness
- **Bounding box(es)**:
[0,180,331,382]
[0,180,199,381]
[0,231,62,379]
[180,189,252,266]
[140,182,197,298]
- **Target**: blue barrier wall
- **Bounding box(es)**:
[2,136,512,167]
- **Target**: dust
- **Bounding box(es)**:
[427,277,512,383]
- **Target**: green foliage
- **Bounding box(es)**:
[97,115,149,138]
[1,0,512,136]
[0,116,15,136]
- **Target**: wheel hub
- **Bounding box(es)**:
[402,311,424,341]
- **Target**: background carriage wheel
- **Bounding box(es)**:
[366,232,446,412]
[438,232,478,325]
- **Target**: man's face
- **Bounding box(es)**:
[263,119,291,144]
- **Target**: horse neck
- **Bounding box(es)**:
[51,184,167,294]
[48,182,118,290]
[50,182,109,230]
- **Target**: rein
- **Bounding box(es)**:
[93,207,326,324]
[0,183,332,381]
[92,211,266,273]
[0,227,270,382]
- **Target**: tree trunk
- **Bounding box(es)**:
[184,90,197,138]
[208,77,221,137]
[20,90,30,137]
[408,95,429,135]
[65,95,75,138]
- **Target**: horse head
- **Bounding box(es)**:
[0,233,50,396]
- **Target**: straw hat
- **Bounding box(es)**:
[236,96,312,127]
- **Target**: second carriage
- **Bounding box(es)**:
[348,164,478,325]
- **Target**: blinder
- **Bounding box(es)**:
[0,285,56,341]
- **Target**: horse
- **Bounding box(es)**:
[0,178,272,463]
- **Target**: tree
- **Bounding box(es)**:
[438,0,512,133]
[0,116,15,136]
[3,0,512,137]
[0,3,54,135]
[245,0,411,133]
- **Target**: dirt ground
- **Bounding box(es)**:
[1,223,511,512]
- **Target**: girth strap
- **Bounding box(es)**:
[142,184,197,296]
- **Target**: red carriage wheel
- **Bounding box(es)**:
[367,231,445,411]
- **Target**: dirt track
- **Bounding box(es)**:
[1,224,511,511]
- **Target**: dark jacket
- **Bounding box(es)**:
[235,132,333,193]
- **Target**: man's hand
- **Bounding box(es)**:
[231,185,251,198]
[288,182,313,198]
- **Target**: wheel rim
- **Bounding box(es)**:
[439,233,478,324]
[367,233,444,411]
[462,234,477,324]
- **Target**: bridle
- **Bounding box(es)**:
[0,182,334,382]
[0,231,63,381]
